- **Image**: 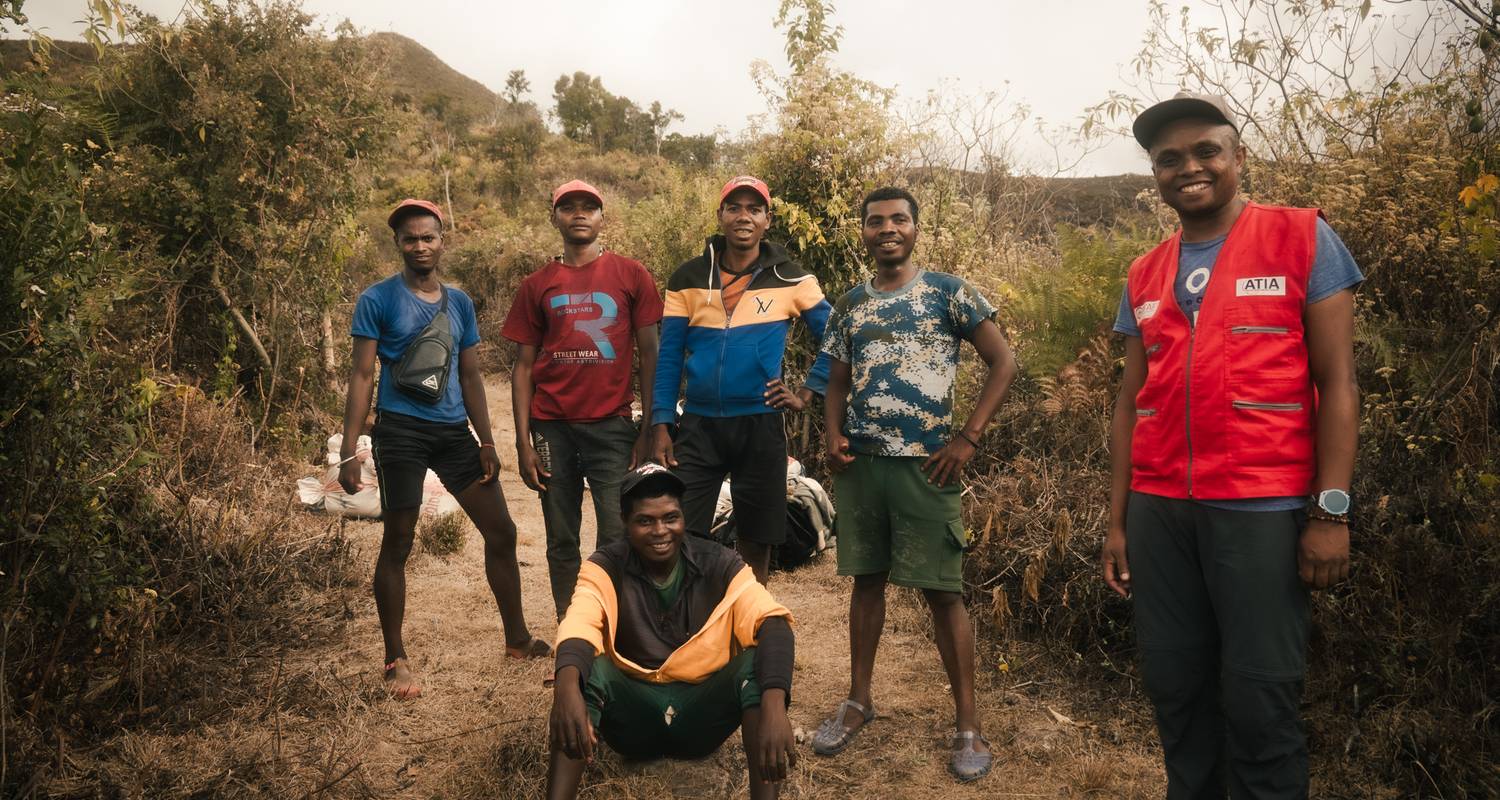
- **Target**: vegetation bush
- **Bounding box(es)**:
[418,511,467,558]
[6,0,1500,796]
[2,1,379,791]
[966,4,1500,795]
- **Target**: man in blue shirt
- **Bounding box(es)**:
[340,199,548,698]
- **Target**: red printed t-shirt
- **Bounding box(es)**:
[501,252,664,421]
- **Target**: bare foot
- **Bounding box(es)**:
[505,637,553,660]
[383,657,422,699]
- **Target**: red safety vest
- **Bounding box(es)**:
[1127,203,1319,499]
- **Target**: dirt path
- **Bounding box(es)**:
[91,374,1163,799]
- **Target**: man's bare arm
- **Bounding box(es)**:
[633,325,659,468]
[921,319,1017,487]
[337,337,378,493]
[1103,335,1147,597]
[458,346,501,484]
[1301,288,1359,588]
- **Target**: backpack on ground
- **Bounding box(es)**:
[707,461,836,572]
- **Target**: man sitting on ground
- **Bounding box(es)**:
[546,464,798,800]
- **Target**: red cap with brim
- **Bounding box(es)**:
[719,175,772,206]
[552,179,604,208]
[387,198,444,230]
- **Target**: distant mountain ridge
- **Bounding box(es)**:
[368,32,499,122]
[1,32,498,119]
[3,32,1148,225]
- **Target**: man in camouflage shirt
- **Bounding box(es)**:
[809,187,1018,782]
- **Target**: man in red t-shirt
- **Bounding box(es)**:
[502,180,665,618]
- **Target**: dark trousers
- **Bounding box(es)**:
[1127,492,1310,800]
[532,416,637,618]
[671,412,788,546]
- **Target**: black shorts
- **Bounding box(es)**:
[672,412,787,546]
[371,411,483,512]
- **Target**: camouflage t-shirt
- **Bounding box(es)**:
[821,269,997,457]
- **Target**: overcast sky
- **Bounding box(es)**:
[17,1,1439,176]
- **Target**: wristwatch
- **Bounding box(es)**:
[1308,488,1351,523]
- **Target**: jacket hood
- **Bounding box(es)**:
[703,234,793,275]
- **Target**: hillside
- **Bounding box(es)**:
[0,37,99,81]
[2,32,499,126]
[368,31,499,124]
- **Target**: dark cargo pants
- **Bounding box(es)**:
[1126,491,1311,800]
[532,416,637,618]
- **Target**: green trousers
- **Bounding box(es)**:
[585,648,762,760]
[1127,492,1310,800]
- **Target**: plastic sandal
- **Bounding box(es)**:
[811,698,877,756]
[948,730,992,783]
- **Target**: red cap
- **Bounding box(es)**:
[551,179,604,208]
[719,175,771,206]
[387,198,444,230]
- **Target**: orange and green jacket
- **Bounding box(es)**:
[554,535,794,692]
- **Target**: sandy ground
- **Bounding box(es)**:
[84,375,1165,799]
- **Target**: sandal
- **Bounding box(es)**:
[505,637,553,660]
[948,730,992,783]
[383,657,422,699]
[811,698,877,756]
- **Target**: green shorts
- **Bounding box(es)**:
[833,454,966,592]
[585,649,761,760]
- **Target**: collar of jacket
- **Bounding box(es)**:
[704,235,792,285]
[620,533,709,586]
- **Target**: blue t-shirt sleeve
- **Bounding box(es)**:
[351,288,382,340]
[820,301,851,363]
[1307,218,1364,304]
[1113,283,1140,336]
[454,290,480,350]
[949,278,998,338]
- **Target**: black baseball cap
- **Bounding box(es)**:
[1132,91,1240,150]
[619,463,687,514]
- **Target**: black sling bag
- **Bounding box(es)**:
[392,285,455,403]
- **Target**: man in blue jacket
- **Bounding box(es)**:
[650,176,832,584]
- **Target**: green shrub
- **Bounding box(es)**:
[1006,223,1156,377]
[418,511,467,557]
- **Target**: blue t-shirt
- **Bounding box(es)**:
[1112,217,1364,511]
[821,269,997,457]
[351,273,481,424]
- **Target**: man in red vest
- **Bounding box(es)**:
[1101,93,1362,798]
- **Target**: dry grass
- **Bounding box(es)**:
[419,511,467,558]
[13,375,1169,798]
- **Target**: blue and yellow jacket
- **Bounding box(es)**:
[650,236,832,425]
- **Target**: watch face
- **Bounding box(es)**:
[1319,489,1351,515]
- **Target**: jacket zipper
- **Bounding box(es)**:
[1232,400,1304,411]
[1136,408,1157,417]
[1229,325,1289,334]
[711,243,727,416]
